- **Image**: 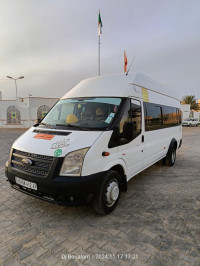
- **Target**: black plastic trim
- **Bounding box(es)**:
[178,139,182,149]
[6,160,107,206]
[33,129,72,136]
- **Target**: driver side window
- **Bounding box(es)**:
[119,99,142,141]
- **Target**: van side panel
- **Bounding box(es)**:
[143,126,181,167]
[81,131,128,177]
[124,85,182,181]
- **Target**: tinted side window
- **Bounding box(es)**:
[144,102,181,131]
[144,103,162,131]
[176,108,182,124]
[163,106,177,127]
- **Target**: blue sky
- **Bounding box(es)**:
[0,0,200,100]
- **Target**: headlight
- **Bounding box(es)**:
[60,148,89,176]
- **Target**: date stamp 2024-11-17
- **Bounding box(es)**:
[61,253,138,261]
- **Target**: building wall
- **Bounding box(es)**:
[28,97,58,127]
[191,111,200,120]
[0,97,58,128]
[180,104,190,120]
[180,103,200,120]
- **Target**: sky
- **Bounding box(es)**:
[0,0,200,101]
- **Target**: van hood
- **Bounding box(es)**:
[12,127,103,157]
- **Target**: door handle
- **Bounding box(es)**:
[142,135,144,142]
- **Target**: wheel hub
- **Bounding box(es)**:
[172,149,176,163]
[105,180,119,207]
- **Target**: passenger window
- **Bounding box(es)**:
[163,106,177,127]
[118,99,141,141]
[144,103,182,131]
[176,108,182,124]
[144,104,162,131]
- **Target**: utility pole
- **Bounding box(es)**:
[7,76,24,105]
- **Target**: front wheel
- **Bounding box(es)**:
[165,145,176,166]
[93,170,121,215]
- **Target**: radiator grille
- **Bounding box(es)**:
[11,149,54,177]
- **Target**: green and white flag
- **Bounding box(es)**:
[98,12,102,36]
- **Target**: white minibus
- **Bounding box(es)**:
[5,73,182,214]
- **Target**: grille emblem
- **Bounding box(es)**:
[22,158,33,166]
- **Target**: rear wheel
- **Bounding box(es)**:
[93,170,121,214]
[165,145,176,166]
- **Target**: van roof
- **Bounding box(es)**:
[61,73,179,100]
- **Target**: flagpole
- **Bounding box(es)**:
[98,35,100,76]
[98,10,102,76]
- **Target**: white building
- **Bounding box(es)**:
[181,103,200,121]
[0,94,58,128]
[180,104,190,120]
[191,110,200,120]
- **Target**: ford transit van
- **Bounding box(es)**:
[5,73,182,214]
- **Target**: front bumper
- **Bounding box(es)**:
[5,161,106,206]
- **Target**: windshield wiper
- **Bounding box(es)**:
[55,123,74,127]
[39,122,54,128]
[55,124,90,130]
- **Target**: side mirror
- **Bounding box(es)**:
[122,121,136,140]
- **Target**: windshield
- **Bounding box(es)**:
[41,97,122,130]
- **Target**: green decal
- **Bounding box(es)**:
[54,149,62,157]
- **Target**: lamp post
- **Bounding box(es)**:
[7,76,24,105]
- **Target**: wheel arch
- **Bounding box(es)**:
[168,138,177,150]
[165,138,177,166]
[110,164,127,192]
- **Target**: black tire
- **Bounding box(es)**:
[165,145,176,166]
[93,170,121,215]
[189,123,192,127]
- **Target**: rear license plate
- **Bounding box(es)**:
[15,177,37,191]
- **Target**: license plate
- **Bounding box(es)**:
[15,177,37,191]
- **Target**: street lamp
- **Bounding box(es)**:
[7,76,24,105]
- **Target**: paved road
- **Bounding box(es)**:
[0,127,199,265]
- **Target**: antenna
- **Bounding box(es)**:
[126,56,136,76]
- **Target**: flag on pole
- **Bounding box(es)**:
[98,12,102,36]
[124,51,128,73]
